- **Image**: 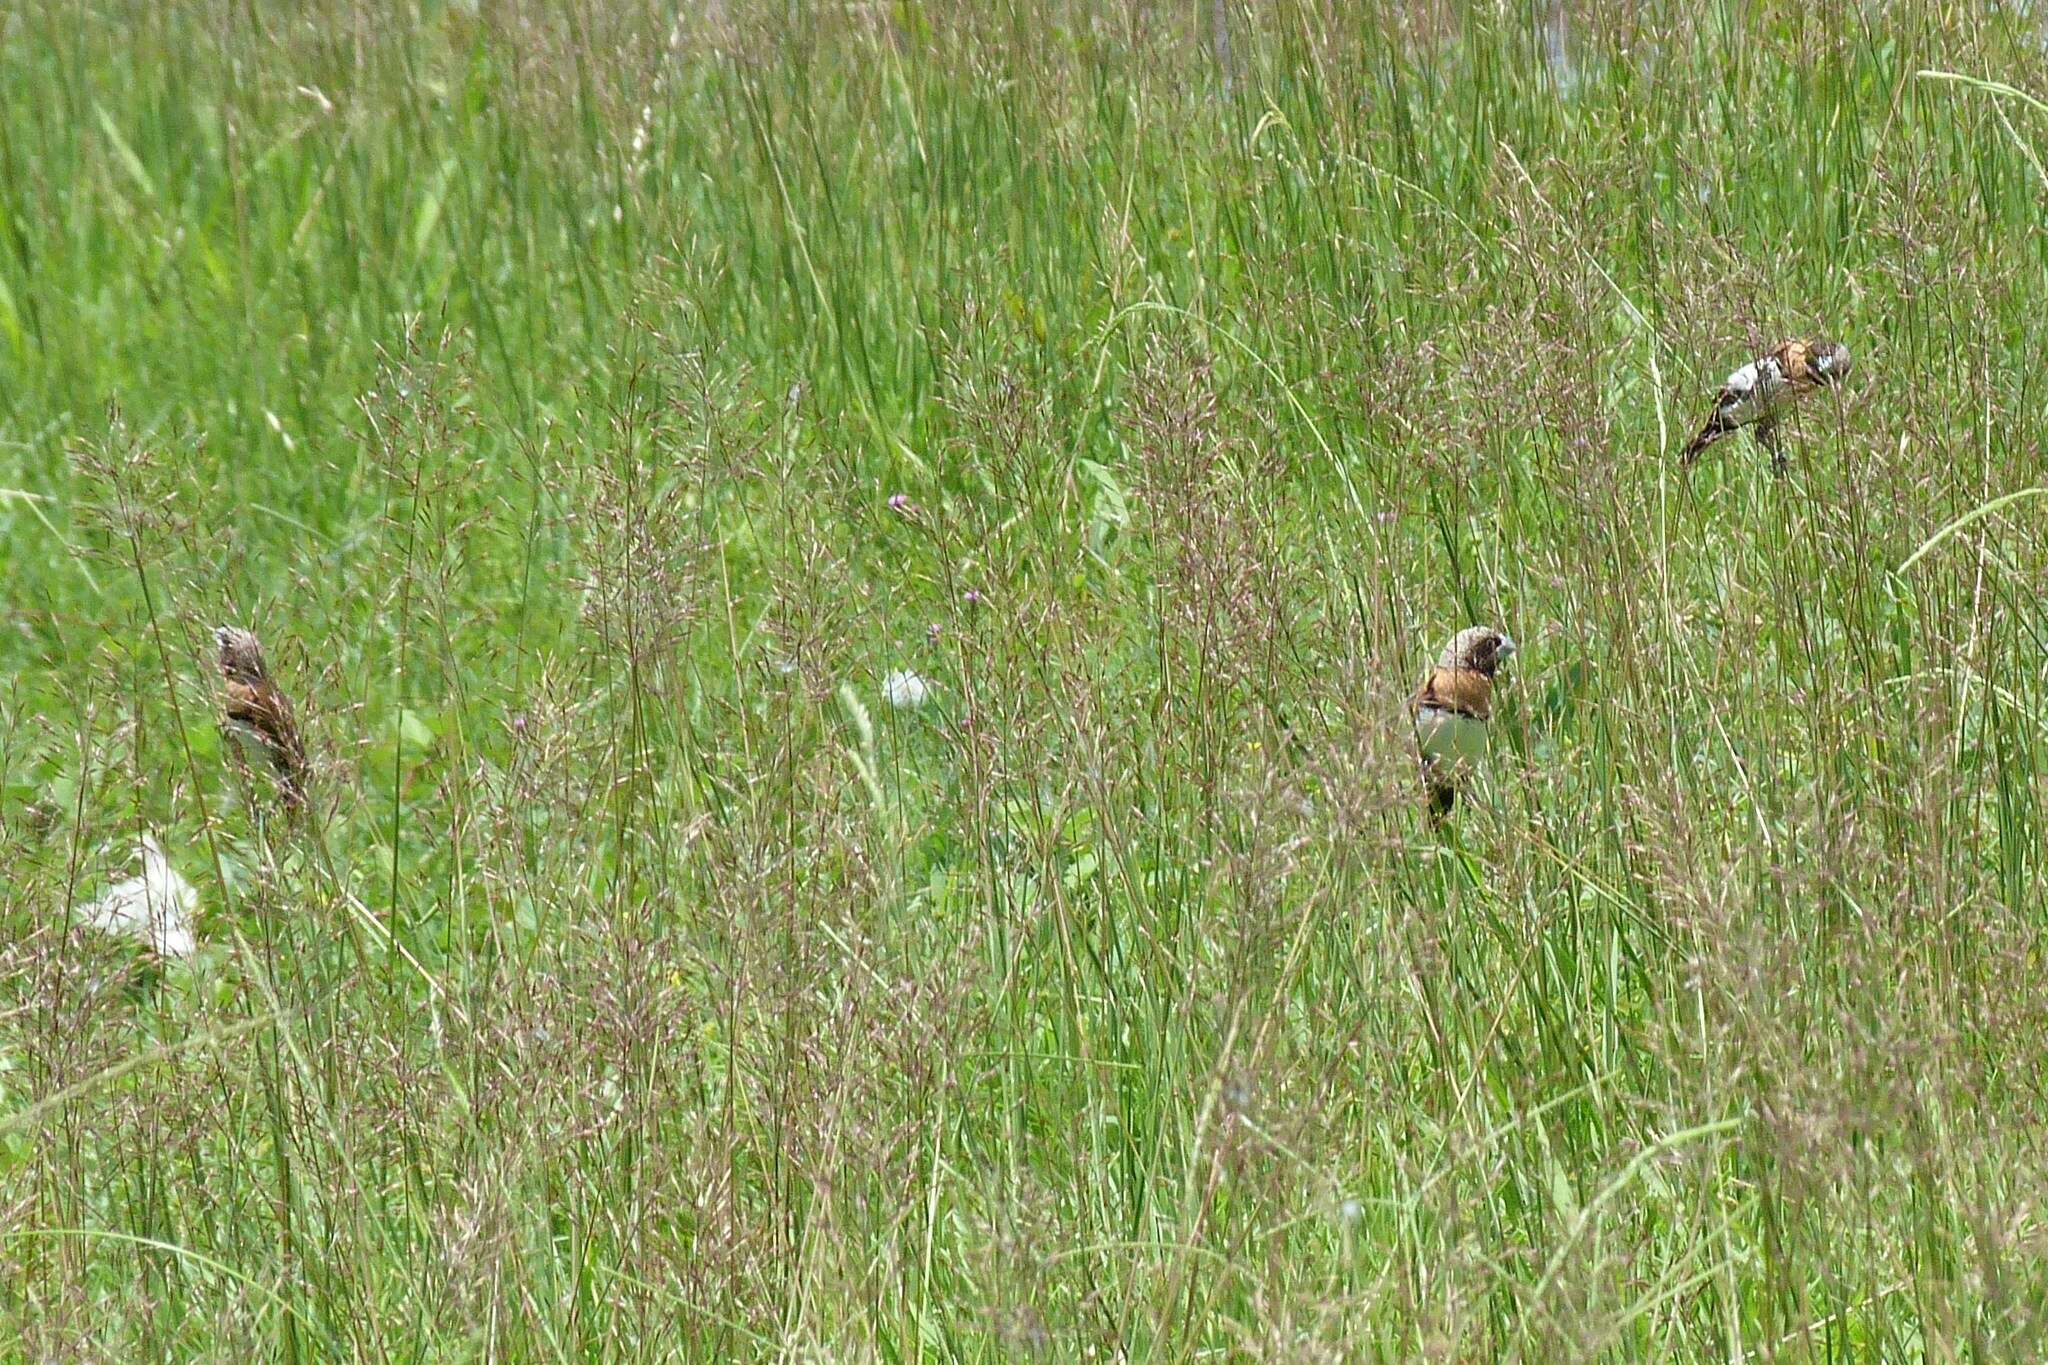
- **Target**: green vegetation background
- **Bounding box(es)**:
[3,0,2046,1357]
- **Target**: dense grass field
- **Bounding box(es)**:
[5,0,2048,1356]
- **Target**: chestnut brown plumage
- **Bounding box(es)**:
[216,625,307,811]
[1411,626,1515,824]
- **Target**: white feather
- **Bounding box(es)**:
[1719,355,1787,428]
[78,834,198,960]
[881,669,930,710]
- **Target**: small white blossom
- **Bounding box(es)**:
[78,834,197,960]
[881,669,930,711]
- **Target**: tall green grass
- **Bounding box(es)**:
[4,0,2048,1356]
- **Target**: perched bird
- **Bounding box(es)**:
[1412,626,1516,824]
[1680,339,1851,470]
[77,833,198,961]
[216,625,307,811]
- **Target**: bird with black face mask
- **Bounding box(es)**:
[1681,339,1852,472]
[1412,626,1516,825]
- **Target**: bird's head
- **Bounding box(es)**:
[1438,626,1516,677]
[215,625,267,682]
[1811,341,1852,386]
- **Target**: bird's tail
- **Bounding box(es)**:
[1680,418,1731,465]
[1422,760,1458,829]
[272,751,308,814]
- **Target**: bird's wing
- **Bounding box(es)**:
[1414,667,1492,721]
[1720,357,1763,405]
[1715,353,1797,426]
[224,678,304,771]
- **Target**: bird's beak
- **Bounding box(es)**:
[1497,635,1517,663]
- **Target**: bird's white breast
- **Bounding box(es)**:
[1415,705,1489,774]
